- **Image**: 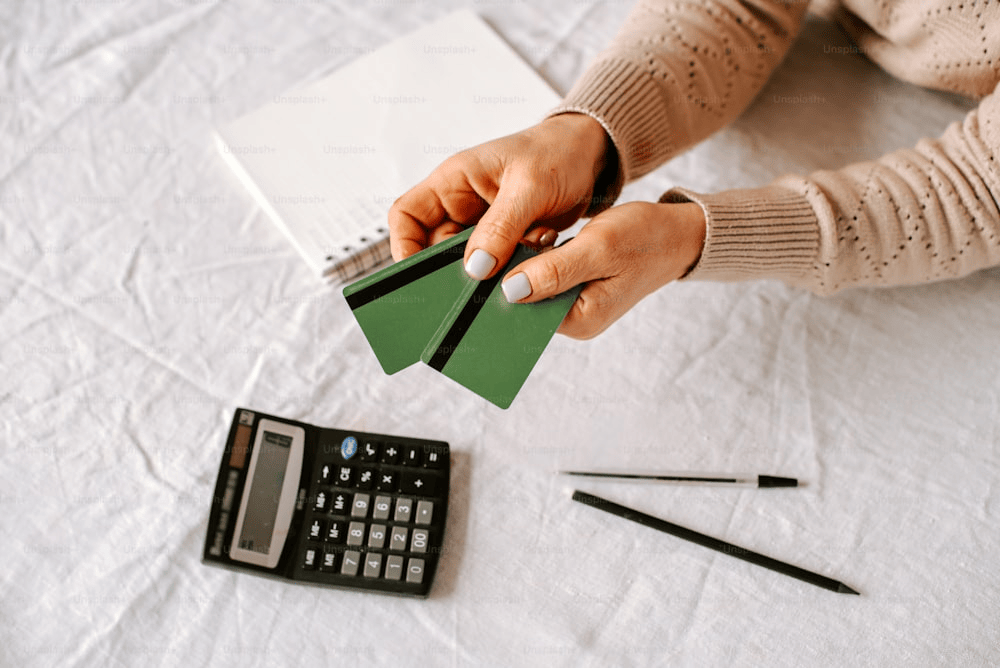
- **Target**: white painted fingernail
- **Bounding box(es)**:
[465,249,497,280]
[502,273,532,303]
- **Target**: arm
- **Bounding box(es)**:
[387,0,810,274]
[550,0,811,215]
[674,81,1000,293]
[506,86,1000,339]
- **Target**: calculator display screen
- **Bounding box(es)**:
[237,431,292,554]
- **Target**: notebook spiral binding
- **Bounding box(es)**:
[326,235,393,285]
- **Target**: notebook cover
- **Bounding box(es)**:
[214,10,561,284]
[420,244,581,409]
[342,227,474,375]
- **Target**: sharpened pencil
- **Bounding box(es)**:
[571,490,859,595]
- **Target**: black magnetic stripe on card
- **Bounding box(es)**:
[344,238,469,310]
[426,272,503,372]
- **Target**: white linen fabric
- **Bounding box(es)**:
[2,2,997,666]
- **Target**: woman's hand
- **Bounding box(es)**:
[500,201,707,339]
[388,113,612,275]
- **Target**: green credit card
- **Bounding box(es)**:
[343,228,474,375]
[420,244,581,409]
[344,231,579,408]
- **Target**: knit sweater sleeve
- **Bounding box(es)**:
[547,0,810,215]
[674,82,1000,293]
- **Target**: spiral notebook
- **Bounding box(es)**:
[215,10,562,284]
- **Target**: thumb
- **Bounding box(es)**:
[500,232,608,304]
[463,171,550,280]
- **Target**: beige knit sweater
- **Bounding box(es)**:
[550,0,1000,293]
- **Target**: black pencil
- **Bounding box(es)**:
[571,490,860,595]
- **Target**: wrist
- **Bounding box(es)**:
[544,112,611,183]
[656,201,706,280]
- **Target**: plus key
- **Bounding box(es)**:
[381,444,400,465]
[400,471,436,496]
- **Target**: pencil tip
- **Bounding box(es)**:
[838,583,861,595]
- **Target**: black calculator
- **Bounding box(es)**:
[203,408,450,597]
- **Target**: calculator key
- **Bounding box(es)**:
[341,551,361,576]
[394,498,413,523]
[368,524,387,549]
[377,471,397,492]
[326,521,345,543]
[356,468,376,490]
[372,496,392,520]
[415,500,434,526]
[381,444,401,465]
[389,526,409,551]
[423,447,445,468]
[360,440,380,462]
[351,493,370,518]
[411,528,429,554]
[340,436,358,461]
[318,463,333,484]
[346,521,366,547]
[313,491,329,512]
[363,553,383,578]
[402,445,421,466]
[307,519,325,541]
[406,558,425,584]
[384,555,405,581]
[302,547,318,570]
[337,466,354,486]
[400,471,436,496]
[331,493,348,514]
[320,548,338,572]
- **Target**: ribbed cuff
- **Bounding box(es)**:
[547,57,675,216]
[662,185,820,285]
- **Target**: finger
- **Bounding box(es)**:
[388,161,491,260]
[388,185,443,260]
[556,281,621,340]
[499,227,612,304]
[428,222,467,246]
[520,226,558,250]
[388,187,488,260]
[463,172,547,280]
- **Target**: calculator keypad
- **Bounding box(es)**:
[299,437,448,595]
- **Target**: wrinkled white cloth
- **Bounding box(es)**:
[1,2,997,666]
